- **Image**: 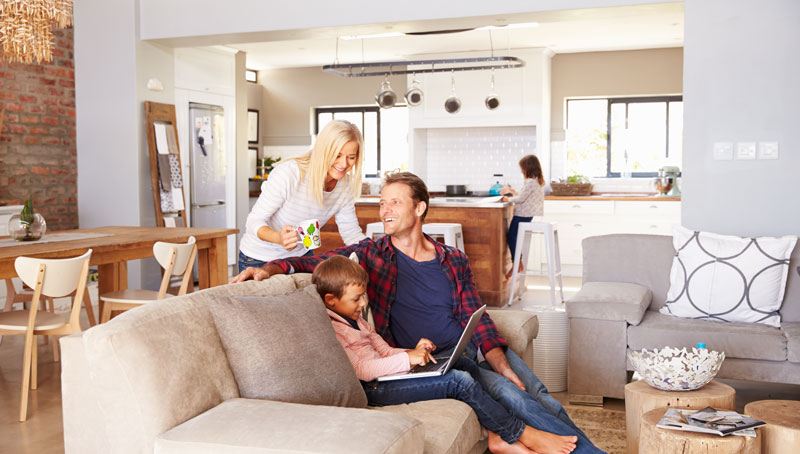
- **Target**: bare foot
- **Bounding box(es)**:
[519,426,577,454]
[488,431,540,454]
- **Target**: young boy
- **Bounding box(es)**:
[312,255,580,454]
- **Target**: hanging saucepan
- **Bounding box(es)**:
[405,74,423,107]
[444,71,461,114]
[375,76,397,109]
[485,69,500,110]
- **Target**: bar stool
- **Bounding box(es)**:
[422,223,465,252]
[364,222,465,252]
[507,221,564,306]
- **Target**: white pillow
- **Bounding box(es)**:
[660,226,797,327]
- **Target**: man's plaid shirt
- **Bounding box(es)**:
[272,234,508,354]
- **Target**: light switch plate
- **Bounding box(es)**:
[713,142,733,160]
[758,142,779,160]
[735,142,757,160]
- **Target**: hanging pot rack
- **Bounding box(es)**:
[323,56,524,78]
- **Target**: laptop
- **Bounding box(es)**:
[376,305,487,382]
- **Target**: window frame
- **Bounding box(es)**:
[314,106,382,178]
[566,95,683,178]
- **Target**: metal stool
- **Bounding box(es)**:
[364,222,465,252]
[507,221,564,306]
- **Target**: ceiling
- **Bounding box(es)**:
[227,3,684,70]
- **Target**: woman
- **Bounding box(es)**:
[238,120,367,272]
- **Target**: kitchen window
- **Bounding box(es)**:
[565,96,683,177]
[315,106,408,178]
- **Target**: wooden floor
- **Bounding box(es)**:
[1,277,799,454]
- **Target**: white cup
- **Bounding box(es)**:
[297,219,321,250]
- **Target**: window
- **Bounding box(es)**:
[245,69,257,83]
[565,96,683,177]
[315,106,408,178]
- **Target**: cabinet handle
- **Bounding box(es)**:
[572,205,581,209]
[649,205,658,209]
[650,225,658,229]
[573,223,583,228]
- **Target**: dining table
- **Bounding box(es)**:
[0,226,238,324]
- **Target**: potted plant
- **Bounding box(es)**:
[8,196,47,241]
[550,174,593,196]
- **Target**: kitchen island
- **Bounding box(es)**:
[319,197,514,307]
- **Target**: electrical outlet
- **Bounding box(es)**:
[757,142,779,160]
[713,142,733,160]
[735,142,756,160]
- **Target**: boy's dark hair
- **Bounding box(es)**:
[519,154,544,185]
[383,171,430,221]
[312,255,368,299]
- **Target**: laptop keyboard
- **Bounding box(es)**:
[411,357,450,374]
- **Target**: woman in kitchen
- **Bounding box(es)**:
[237,119,367,272]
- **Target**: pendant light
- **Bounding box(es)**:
[405,73,423,107]
[444,71,461,114]
[485,69,500,110]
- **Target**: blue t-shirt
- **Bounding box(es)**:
[390,247,463,353]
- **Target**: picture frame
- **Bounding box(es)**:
[247,109,259,144]
[248,147,258,177]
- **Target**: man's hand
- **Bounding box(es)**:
[484,347,526,391]
[229,264,284,283]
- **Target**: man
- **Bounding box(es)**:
[233,172,602,453]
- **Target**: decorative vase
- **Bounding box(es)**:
[8,212,47,241]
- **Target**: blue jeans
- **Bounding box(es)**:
[237,250,313,273]
[475,349,604,453]
[363,357,525,444]
[507,216,533,260]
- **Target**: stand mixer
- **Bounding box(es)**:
[654,166,681,197]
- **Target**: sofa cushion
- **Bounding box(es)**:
[567,282,652,325]
[372,399,485,454]
[628,311,787,361]
[155,398,424,454]
[485,309,538,357]
[207,285,367,408]
[661,226,797,327]
[782,322,800,363]
[81,293,240,453]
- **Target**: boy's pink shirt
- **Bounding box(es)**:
[326,308,410,382]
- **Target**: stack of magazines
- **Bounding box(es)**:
[656,406,766,437]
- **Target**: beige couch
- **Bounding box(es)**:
[61,274,539,454]
[566,234,800,403]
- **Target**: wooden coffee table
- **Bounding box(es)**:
[624,379,736,454]
[639,407,760,453]
[744,400,800,454]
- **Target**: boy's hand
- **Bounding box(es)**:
[407,338,437,367]
[415,338,436,353]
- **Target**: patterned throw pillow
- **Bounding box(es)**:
[661,226,797,327]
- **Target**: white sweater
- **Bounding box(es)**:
[239,160,367,262]
[508,178,544,217]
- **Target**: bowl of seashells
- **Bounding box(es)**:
[628,346,725,391]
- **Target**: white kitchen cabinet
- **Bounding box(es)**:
[526,199,681,276]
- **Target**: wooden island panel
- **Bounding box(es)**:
[320,203,513,306]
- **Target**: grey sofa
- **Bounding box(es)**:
[566,233,800,403]
[61,274,539,454]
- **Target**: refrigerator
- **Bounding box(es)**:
[188,103,227,230]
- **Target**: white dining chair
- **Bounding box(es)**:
[0,249,92,422]
[99,236,197,323]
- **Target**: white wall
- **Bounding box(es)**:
[682,0,800,237]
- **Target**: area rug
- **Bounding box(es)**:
[564,403,627,454]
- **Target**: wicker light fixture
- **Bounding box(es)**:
[0,0,73,64]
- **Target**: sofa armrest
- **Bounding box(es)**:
[156,398,425,454]
[487,309,538,357]
[566,282,652,326]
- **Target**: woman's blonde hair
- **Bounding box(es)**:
[290,120,364,206]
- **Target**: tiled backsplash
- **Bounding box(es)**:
[425,126,537,192]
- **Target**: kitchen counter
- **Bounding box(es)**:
[320,200,514,306]
[546,194,680,201]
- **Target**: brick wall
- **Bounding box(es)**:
[0,28,76,230]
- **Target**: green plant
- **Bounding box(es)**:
[261,156,281,173]
[20,196,34,226]
[565,174,590,184]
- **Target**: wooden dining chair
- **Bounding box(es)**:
[99,236,196,323]
[0,249,92,422]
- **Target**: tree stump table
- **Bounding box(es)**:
[744,400,800,454]
[625,379,736,454]
[639,407,760,453]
